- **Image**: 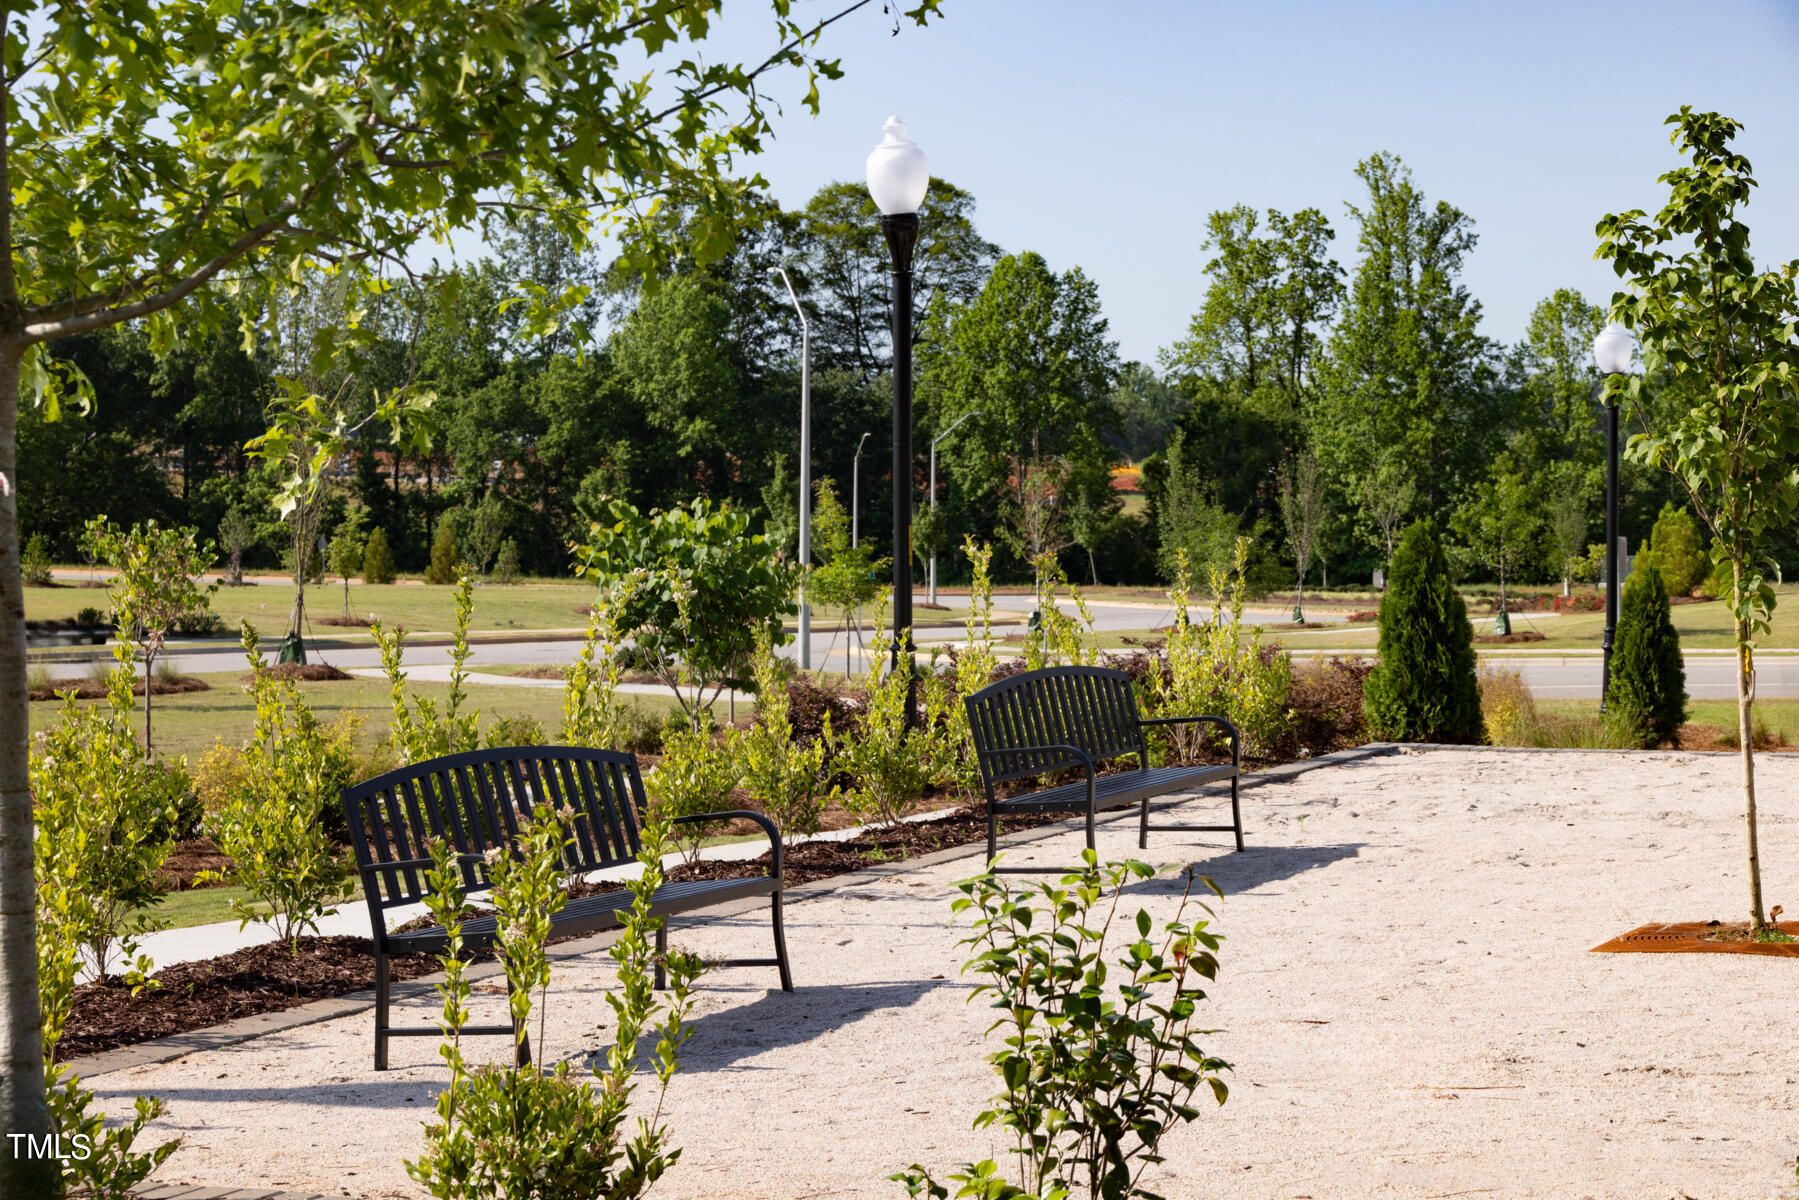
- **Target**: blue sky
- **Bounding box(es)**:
[680,0,1799,366]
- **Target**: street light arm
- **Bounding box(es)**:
[769,265,809,336]
[933,407,983,449]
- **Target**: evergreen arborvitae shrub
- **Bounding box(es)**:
[1362,519,1484,743]
[1605,563,1687,747]
[425,517,459,585]
[362,527,397,585]
[1646,501,1706,597]
[494,537,521,584]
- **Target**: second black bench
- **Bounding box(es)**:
[964,665,1244,871]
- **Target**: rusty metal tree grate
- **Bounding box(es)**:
[1591,921,1799,957]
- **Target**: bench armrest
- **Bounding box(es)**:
[1138,714,1241,765]
[976,743,1098,808]
[671,809,785,883]
[356,850,488,876]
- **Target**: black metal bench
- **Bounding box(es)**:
[342,745,792,1070]
[964,665,1243,871]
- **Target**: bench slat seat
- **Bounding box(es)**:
[965,666,1245,872]
[342,745,792,1071]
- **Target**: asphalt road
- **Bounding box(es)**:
[135,593,1793,702]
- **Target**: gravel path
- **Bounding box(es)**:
[95,749,1799,1199]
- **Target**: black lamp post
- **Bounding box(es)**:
[1592,320,1637,711]
[867,116,930,691]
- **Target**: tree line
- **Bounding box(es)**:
[30,152,1770,593]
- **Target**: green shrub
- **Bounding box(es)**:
[1606,565,1688,747]
[22,531,54,585]
[362,526,398,584]
[1363,519,1484,743]
[425,515,460,585]
[75,604,106,627]
[406,808,701,1200]
[494,537,521,584]
[647,716,739,867]
[376,570,480,764]
[735,630,838,838]
[892,854,1229,1200]
[1646,502,1707,597]
[202,623,355,945]
[485,714,548,748]
[561,594,627,751]
[30,658,184,982]
[838,603,942,829]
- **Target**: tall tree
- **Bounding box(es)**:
[1596,108,1799,931]
[1313,153,1497,541]
[0,2,945,1184]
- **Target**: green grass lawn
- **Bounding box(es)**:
[1537,696,1799,744]
[28,671,692,762]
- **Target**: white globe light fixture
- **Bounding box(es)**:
[866,116,929,216]
[1592,321,1636,376]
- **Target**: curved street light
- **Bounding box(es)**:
[1591,319,1639,710]
[867,116,928,694]
[769,264,811,671]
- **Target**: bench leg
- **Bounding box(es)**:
[654,922,668,991]
[1085,804,1096,854]
[1231,774,1244,852]
[986,806,999,869]
[1139,795,1151,850]
[771,892,794,992]
[373,952,390,1072]
[504,969,533,1070]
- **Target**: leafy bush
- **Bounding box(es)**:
[1147,539,1290,760]
[892,854,1229,1200]
[561,593,628,751]
[939,539,999,800]
[1281,657,1372,758]
[646,716,739,867]
[1553,590,1604,613]
[202,623,355,944]
[362,525,398,584]
[1606,565,1688,747]
[194,713,381,843]
[22,531,54,585]
[736,631,838,838]
[838,604,943,828]
[494,537,521,584]
[1363,519,1484,744]
[75,605,107,627]
[1478,664,1536,747]
[31,657,185,983]
[1646,502,1707,597]
[406,808,701,1200]
[485,714,548,748]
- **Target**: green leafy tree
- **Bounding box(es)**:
[1363,520,1483,743]
[1605,566,1687,748]
[574,497,795,730]
[374,571,480,764]
[326,512,367,619]
[80,518,217,756]
[1452,459,1541,617]
[0,1,948,1171]
[1155,429,1240,584]
[1645,502,1706,597]
[648,717,740,868]
[1543,463,1592,597]
[837,603,942,828]
[218,508,257,586]
[1596,107,1799,930]
[1277,450,1326,620]
[493,538,522,585]
[1509,288,1606,473]
[1105,362,1186,463]
[361,526,397,585]
[807,478,885,671]
[19,534,50,586]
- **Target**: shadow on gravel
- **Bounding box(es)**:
[1135,841,1364,897]
[665,978,958,1075]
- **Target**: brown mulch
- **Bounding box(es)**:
[57,936,440,1060]
[28,674,210,702]
[156,838,236,891]
[315,616,372,628]
[243,662,355,683]
[1672,722,1791,752]
[510,665,568,680]
[1472,630,1547,645]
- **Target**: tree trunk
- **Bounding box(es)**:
[1736,609,1766,930]
[0,344,55,1196]
[142,649,154,760]
[1086,547,1099,587]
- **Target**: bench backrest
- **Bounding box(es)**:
[964,666,1147,792]
[341,745,647,916]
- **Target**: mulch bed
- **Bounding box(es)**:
[1472,630,1547,644]
[29,674,210,702]
[245,662,355,682]
[314,616,372,628]
[156,838,235,891]
[58,936,440,1060]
